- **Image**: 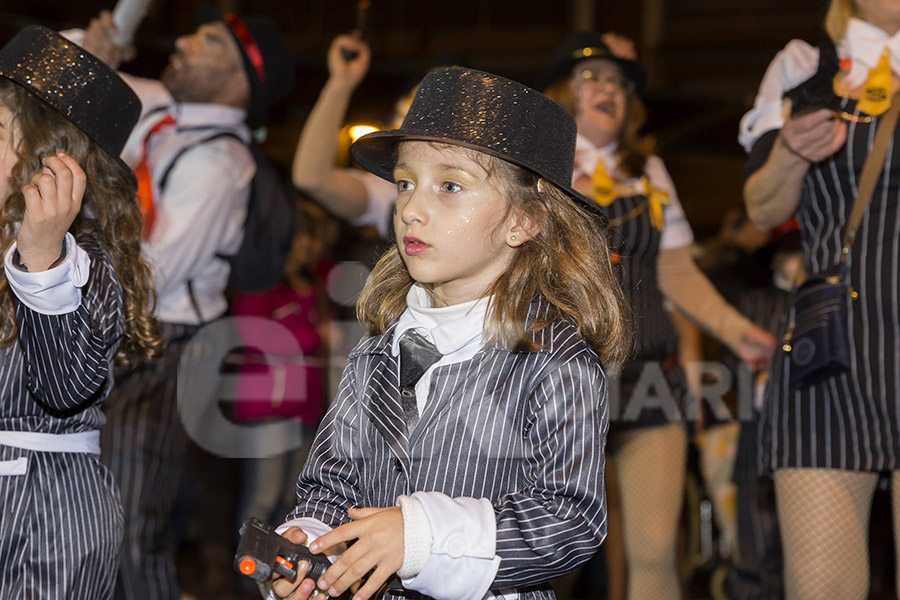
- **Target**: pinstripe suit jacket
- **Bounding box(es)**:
[289,299,609,599]
[0,236,122,434]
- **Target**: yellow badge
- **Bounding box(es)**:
[858,47,892,116]
[642,175,669,232]
[590,160,616,207]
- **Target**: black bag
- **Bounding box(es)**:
[159,133,298,294]
[779,91,900,389]
[784,269,851,389]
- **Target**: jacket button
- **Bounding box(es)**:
[446,534,466,558]
[393,458,402,473]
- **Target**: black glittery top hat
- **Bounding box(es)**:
[198,6,294,128]
[350,67,600,216]
[535,32,646,94]
[0,25,141,175]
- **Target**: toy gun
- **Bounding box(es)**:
[341,0,371,62]
[235,517,332,583]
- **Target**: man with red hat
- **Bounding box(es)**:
[75,9,294,600]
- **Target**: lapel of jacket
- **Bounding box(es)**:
[352,323,412,463]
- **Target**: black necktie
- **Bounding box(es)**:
[398,330,442,432]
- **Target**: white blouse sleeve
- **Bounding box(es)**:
[645,157,695,249]
[738,39,820,152]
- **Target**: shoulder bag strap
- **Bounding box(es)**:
[843,92,900,259]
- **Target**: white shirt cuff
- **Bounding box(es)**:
[5,233,91,315]
[396,494,433,579]
[276,517,341,563]
[401,492,500,600]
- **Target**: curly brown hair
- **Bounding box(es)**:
[0,80,161,366]
[356,142,631,372]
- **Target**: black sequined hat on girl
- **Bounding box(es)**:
[0,25,141,176]
[350,67,602,218]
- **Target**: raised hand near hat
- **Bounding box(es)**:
[82,10,136,69]
[15,153,85,272]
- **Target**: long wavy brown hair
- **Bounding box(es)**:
[0,80,161,366]
[356,142,631,372]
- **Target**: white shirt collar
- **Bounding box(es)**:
[574,134,619,182]
[840,18,900,89]
[392,284,490,357]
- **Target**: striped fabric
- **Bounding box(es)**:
[759,102,900,473]
[729,285,791,600]
[600,192,688,428]
[0,237,124,599]
[100,321,199,600]
[288,299,609,599]
[604,193,674,359]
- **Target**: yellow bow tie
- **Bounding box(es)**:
[641,175,670,231]
[590,159,616,207]
[857,47,892,116]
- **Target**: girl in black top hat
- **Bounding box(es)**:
[265,67,629,600]
[0,25,159,599]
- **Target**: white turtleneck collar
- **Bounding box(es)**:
[391,284,491,357]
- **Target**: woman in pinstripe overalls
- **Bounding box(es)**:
[536,32,776,600]
[741,1,900,598]
[0,27,159,599]
[265,67,630,600]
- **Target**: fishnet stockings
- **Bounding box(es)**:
[774,468,878,600]
[609,423,687,600]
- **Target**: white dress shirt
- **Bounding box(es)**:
[120,74,254,324]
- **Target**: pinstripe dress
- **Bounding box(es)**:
[0,237,124,599]
[289,299,609,599]
[601,190,690,429]
[759,106,900,473]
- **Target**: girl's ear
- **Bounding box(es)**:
[506,204,545,248]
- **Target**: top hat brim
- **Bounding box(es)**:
[351,131,606,224]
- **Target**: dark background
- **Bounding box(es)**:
[0,0,829,238]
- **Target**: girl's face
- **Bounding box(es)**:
[0,101,18,205]
[393,141,521,307]
[570,58,631,148]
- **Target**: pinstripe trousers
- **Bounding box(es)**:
[101,322,200,600]
[0,444,123,599]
